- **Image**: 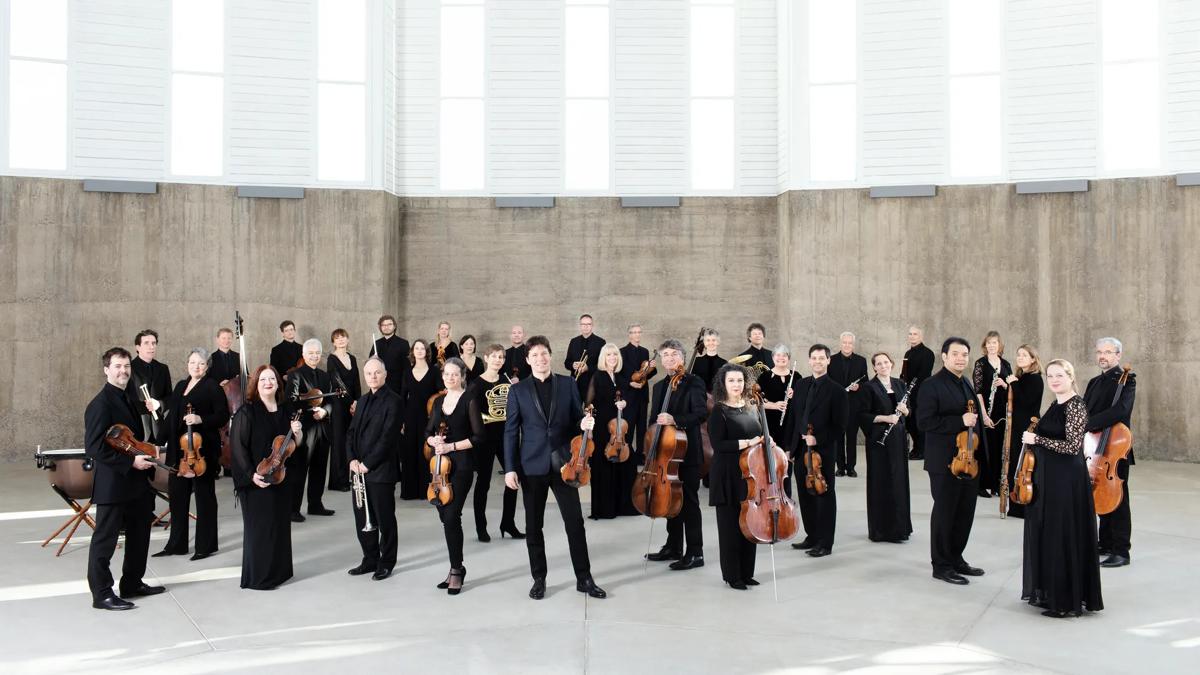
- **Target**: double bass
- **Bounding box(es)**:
[604,392,631,463]
[219,310,250,471]
[739,384,799,544]
[631,364,688,519]
[1084,365,1134,515]
[561,405,597,486]
[949,401,980,479]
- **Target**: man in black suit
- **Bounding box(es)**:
[619,324,656,460]
[828,331,869,477]
[504,336,606,600]
[270,320,304,380]
[901,325,935,460]
[917,337,983,585]
[129,329,172,444]
[564,314,604,399]
[285,338,336,521]
[737,322,773,379]
[208,327,241,386]
[504,324,531,381]
[369,315,410,395]
[85,347,166,610]
[346,357,403,581]
[643,339,709,569]
[785,344,848,558]
[1085,337,1137,568]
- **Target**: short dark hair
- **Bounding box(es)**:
[330,328,348,342]
[459,334,476,349]
[809,343,830,358]
[102,347,131,368]
[279,320,295,332]
[746,323,766,340]
[378,314,395,326]
[579,314,593,322]
[941,336,971,354]
[134,329,158,346]
[217,327,234,337]
[659,338,686,360]
[526,335,552,354]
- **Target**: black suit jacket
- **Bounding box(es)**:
[270,340,304,379]
[619,343,656,399]
[208,349,241,383]
[503,374,584,476]
[901,343,935,409]
[286,365,334,445]
[85,383,152,504]
[347,387,402,483]
[784,375,848,454]
[504,344,531,380]
[129,357,172,443]
[916,368,977,475]
[649,373,709,466]
[829,352,869,409]
[370,335,411,394]
[1084,366,1136,463]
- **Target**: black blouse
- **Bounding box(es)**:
[691,354,727,393]
[706,403,765,506]
[460,355,486,383]
[428,340,460,368]
[326,353,362,402]
[426,390,485,448]
[165,377,231,466]
[230,400,296,491]
[973,357,1013,418]
[1033,396,1088,455]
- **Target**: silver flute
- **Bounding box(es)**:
[352,470,375,533]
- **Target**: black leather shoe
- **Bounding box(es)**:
[189,552,212,561]
[119,583,165,598]
[645,546,682,562]
[290,512,306,522]
[1097,548,1111,558]
[1041,609,1069,618]
[790,538,816,550]
[151,548,185,558]
[500,523,525,539]
[669,553,705,571]
[576,577,607,598]
[348,563,376,576]
[330,485,351,492]
[806,546,831,558]
[726,580,748,590]
[954,563,985,577]
[978,489,993,498]
[835,469,846,477]
[477,529,492,543]
[372,567,392,581]
[1100,554,1130,568]
[307,507,335,516]
[908,450,923,460]
[933,569,969,585]
[744,578,760,586]
[846,469,858,478]
[93,595,135,611]
[529,578,546,600]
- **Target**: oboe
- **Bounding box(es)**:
[878,379,918,445]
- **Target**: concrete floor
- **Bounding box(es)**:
[2,458,1197,675]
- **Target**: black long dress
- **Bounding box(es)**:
[972,356,1012,495]
[691,354,727,393]
[758,369,797,448]
[707,403,760,585]
[1005,371,1044,518]
[861,377,913,542]
[426,391,484,569]
[231,400,294,590]
[469,373,521,535]
[400,365,441,499]
[586,370,637,519]
[326,353,361,491]
[162,377,230,555]
[1021,395,1103,616]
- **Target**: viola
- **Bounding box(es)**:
[1085,365,1134,515]
[426,389,447,417]
[295,387,347,410]
[179,403,207,478]
[631,365,688,519]
[604,391,631,463]
[630,350,658,386]
[104,424,177,474]
[1010,418,1039,506]
[425,421,448,461]
[949,400,980,479]
[562,405,597,486]
[739,385,800,544]
[426,423,454,506]
[802,424,827,495]
[255,410,303,485]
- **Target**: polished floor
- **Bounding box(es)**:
[2,456,1197,675]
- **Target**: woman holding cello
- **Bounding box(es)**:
[230,365,303,590]
[156,348,229,560]
[1019,359,1103,618]
[587,344,635,519]
[706,363,761,589]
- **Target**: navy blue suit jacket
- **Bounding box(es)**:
[503,374,584,477]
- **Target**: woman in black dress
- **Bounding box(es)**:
[425,358,484,595]
[400,340,441,500]
[458,335,485,383]
[326,328,361,493]
[428,321,460,368]
[691,329,727,393]
[707,362,761,590]
[587,344,636,519]
[758,345,797,497]
[1003,344,1044,518]
[468,344,523,541]
[860,352,912,543]
[231,365,302,590]
[973,331,1012,498]
[1020,358,1103,618]
[156,348,230,559]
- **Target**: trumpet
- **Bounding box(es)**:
[352,470,375,533]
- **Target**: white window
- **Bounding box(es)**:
[439,1,485,191]
[1101,0,1160,171]
[690,0,735,191]
[317,0,368,182]
[808,0,856,182]
[170,0,224,177]
[7,0,69,171]
[948,0,1002,179]
[564,1,609,191]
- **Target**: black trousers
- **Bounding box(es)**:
[287,434,331,514]
[435,461,475,569]
[1098,468,1132,557]
[471,438,519,533]
[164,471,218,555]
[905,412,923,454]
[715,503,756,583]
[928,471,979,571]
[978,424,1004,494]
[795,447,837,549]
[664,466,704,554]
[521,471,591,581]
[88,491,154,600]
[353,480,397,569]
[837,412,868,471]
[328,411,351,490]
[627,388,650,461]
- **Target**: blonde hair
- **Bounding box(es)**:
[1015,344,1042,376]
[1044,359,1077,393]
[981,330,1004,357]
[599,343,624,373]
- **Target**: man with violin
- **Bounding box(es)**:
[285,338,337,521]
[346,357,403,581]
[565,314,605,399]
[85,347,166,610]
[784,344,848,558]
[619,324,657,461]
[644,339,709,570]
[503,336,607,600]
[1085,337,1137,568]
[916,337,984,585]
[270,320,304,379]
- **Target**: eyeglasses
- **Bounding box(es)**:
[1095,350,1118,356]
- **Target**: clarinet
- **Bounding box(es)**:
[878,379,918,446]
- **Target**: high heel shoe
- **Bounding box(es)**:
[499,523,525,539]
[447,567,466,595]
[437,571,451,589]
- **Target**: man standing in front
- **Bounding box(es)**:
[1085,337,1137,568]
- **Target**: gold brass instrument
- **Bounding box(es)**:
[352,470,375,533]
[573,350,589,381]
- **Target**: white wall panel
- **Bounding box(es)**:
[394,0,437,193]
[1166,0,1200,171]
[738,0,778,195]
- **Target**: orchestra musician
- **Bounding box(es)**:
[469,344,524,541]
[346,357,402,581]
[504,325,531,381]
[588,344,636,519]
[428,321,459,368]
[269,320,303,379]
[619,324,656,461]
[829,332,869,478]
[326,328,361,493]
[691,328,727,393]
[737,323,772,377]
[972,331,1012,498]
[1005,345,1044,519]
[706,363,761,589]
[369,314,410,395]
[1085,337,1136,568]
[758,345,797,497]
[284,339,336,521]
[565,314,605,399]
[901,326,935,460]
[459,335,485,383]
[129,329,172,444]
[400,340,440,499]
[208,327,240,386]
[861,352,913,543]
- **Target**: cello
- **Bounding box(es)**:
[949,401,980,479]
[561,405,597,486]
[179,403,207,478]
[1084,365,1134,515]
[739,384,799,544]
[219,311,250,471]
[604,392,631,463]
[631,364,688,519]
[1010,418,1039,506]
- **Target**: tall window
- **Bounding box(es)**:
[170,0,223,177]
[690,0,735,191]
[1101,0,1160,171]
[317,0,367,182]
[439,0,485,191]
[7,0,68,171]
[564,0,609,192]
[808,0,856,182]
[948,0,1002,179]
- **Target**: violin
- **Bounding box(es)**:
[739,385,800,544]
[802,424,827,495]
[631,365,688,519]
[1010,417,1039,506]
[604,391,631,463]
[950,400,980,479]
[435,343,447,368]
[630,350,658,386]
[426,422,454,506]
[562,405,597,486]
[425,421,448,461]
[255,410,303,484]
[104,424,177,474]
[1085,365,1134,515]
[294,387,347,410]
[179,403,207,477]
